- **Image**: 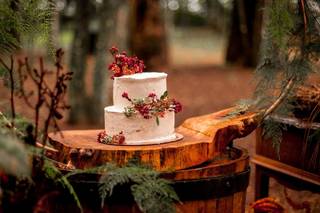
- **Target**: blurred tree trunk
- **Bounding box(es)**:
[90,0,121,124]
[225,0,264,67]
[205,0,227,33]
[68,0,92,124]
[129,0,168,69]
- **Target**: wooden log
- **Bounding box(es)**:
[49,108,258,171]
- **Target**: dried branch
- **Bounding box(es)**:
[2,49,72,148]
[0,56,16,127]
[299,0,308,35]
[0,111,24,137]
[261,77,295,120]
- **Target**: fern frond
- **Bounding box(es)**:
[224,99,257,118]
[0,133,30,177]
[131,178,179,213]
[0,0,55,54]
[97,164,179,212]
[64,163,117,179]
[43,160,83,212]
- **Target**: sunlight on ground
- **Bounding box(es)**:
[169,27,226,66]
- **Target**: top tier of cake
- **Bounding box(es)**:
[113,72,167,108]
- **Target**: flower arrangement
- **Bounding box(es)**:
[108,46,145,79]
[97,131,125,145]
[122,91,182,125]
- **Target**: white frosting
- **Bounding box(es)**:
[105,106,175,144]
[104,72,177,144]
[113,72,167,108]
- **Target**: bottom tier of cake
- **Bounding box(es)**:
[104,106,176,144]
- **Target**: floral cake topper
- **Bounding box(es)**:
[108,46,145,79]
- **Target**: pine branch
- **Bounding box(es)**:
[0,133,30,178]
[261,77,295,120]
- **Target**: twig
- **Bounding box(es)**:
[299,0,308,35]
[0,110,24,137]
[9,55,15,126]
[34,58,45,140]
[0,58,11,71]
[261,77,295,120]
[2,50,71,156]
[0,56,16,126]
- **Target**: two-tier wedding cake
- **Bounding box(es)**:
[98,47,182,145]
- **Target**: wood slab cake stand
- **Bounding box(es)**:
[49,108,258,171]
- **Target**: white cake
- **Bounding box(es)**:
[104,72,176,144]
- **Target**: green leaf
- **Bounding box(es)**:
[97,164,178,212]
[160,91,168,100]
[0,133,30,178]
[156,116,159,126]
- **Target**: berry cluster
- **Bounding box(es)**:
[122,91,182,125]
[108,46,145,79]
[97,131,125,145]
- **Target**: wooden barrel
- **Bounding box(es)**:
[45,146,249,213]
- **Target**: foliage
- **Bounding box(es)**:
[262,119,287,159]
[0,133,30,178]
[0,0,55,54]
[65,163,180,213]
[99,164,179,213]
[0,50,78,210]
[42,159,83,212]
[267,0,294,50]
[230,0,320,154]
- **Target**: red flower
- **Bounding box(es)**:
[173,100,182,113]
[107,46,145,79]
[122,92,131,101]
[97,130,126,145]
[115,131,125,145]
[97,131,107,143]
[148,92,157,98]
[109,46,119,55]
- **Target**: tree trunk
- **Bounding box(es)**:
[205,0,227,33]
[225,0,264,68]
[90,0,121,124]
[68,0,92,124]
[129,0,168,70]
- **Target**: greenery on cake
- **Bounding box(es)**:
[122,91,182,125]
[108,46,145,79]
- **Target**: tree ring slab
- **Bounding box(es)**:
[48,108,258,171]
